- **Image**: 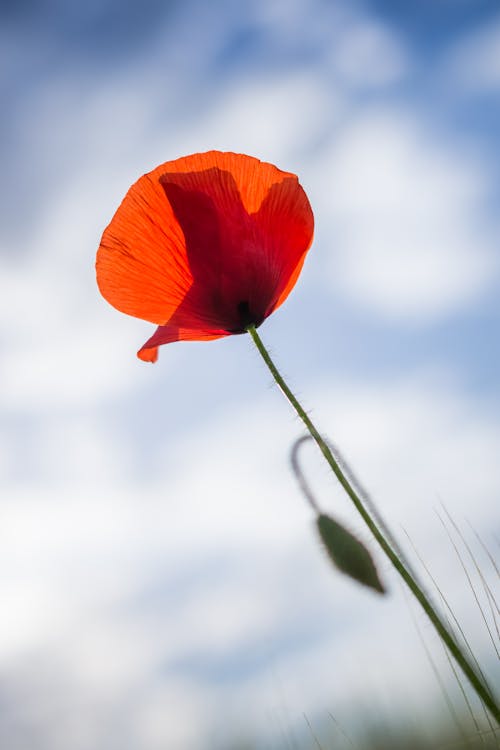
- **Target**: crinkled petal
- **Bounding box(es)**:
[137,324,227,362]
[96,151,314,361]
[96,171,191,325]
[252,176,314,315]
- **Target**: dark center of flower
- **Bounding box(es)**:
[226,299,263,333]
[237,300,252,325]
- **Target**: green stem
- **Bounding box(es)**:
[247,324,500,724]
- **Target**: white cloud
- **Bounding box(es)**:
[256,0,409,90]
[1,373,498,746]
[330,18,409,88]
[313,110,498,320]
[2,2,499,746]
[444,16,500,93]
[0,169,182,412]
[175,72,332,165]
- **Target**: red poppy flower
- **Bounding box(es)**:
[96,151,314,362]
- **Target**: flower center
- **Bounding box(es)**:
[237,300,252,325]
[225,299,263,333]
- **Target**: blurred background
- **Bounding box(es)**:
[1,0,499,747]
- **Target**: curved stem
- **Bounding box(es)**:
[247,324,499,724]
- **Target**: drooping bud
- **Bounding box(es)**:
[316,513,385,594]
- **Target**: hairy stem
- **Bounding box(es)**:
[247,324,499,723]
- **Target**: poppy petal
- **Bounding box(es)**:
[97,151,282,326]
[137,324,227,362]
[96,151,314,361]
[96,171,192,325]
[155,151,294,214]
[252,176,314,315]
[158,168,275,333]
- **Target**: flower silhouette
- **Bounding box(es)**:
[96,151,314,361]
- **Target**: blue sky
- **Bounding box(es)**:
[1,1,500,748]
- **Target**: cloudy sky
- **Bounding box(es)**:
[1,1,499,748]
